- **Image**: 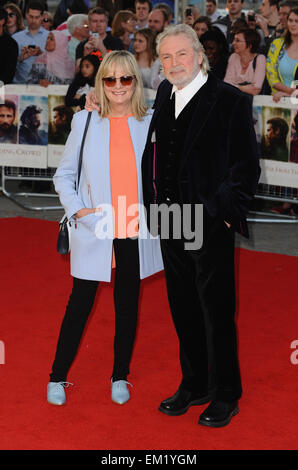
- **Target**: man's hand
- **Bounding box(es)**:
[85,90,100,112]
[255,14,269,36]
[83,40,95,56]
[246,12,257,30]
[31,46,42,56]
[89,35,106,54]
[19,46,34,61]
[19,46,42,62]
[184,13,194,26]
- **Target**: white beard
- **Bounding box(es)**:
[164,59,200,89]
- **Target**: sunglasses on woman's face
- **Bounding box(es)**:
[7,12,16,17]
[102,75,135,87]
[43,18,51,23]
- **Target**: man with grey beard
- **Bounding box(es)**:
[141,24,260,427]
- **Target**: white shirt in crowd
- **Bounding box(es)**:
[208,11,222,23]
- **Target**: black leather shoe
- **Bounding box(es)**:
[198,400,239,427]
[159,388,214,416]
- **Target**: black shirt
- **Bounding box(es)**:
[75,32,124,61]
[0,34,18,84]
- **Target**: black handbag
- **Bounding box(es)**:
[57,111,92,255]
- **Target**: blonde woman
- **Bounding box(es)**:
[47,50,163,407]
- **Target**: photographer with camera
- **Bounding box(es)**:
[75,7,123,71]
[255,0,282,53]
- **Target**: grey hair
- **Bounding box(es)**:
[156,23,210,74]
[67,14,88,36]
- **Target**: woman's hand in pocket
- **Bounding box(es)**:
[76,208,96,219]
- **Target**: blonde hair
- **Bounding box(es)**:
[95,50,148,121]
[156,23,210,74]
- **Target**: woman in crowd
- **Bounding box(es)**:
[27,30,75,86]
[41,11,54,31]
[47,50,163,407]
[192,16,212,40]
[200,28,229,80]
[266,7,298,100]
[224,28,266,96]
[267,8,298,215]
[133,27,157,89]
[111,10,137,50]
[4,3,24,35]
[65,54,100,109]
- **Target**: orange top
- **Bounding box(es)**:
[109,115,139,240]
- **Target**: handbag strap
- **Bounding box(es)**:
[76,111,92,193]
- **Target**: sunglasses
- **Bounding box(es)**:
[42,18,51,23]
[8,12,16,17]
[102,75,135,87]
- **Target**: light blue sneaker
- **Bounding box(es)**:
[47,381,73,406]
[111,380,132,405]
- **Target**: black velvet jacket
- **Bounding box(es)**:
[141,73,261,238]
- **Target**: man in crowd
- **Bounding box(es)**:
[206,0,222,23]
[148,7,170,33]
[278,0,298,33]
[0,101,18,144]
[255,0,282,52]
[75,7,123,70]
[12,1,49,84]
[66,13,89,63]
[49,105,74,145]
[141,24,260,428]
[213,0,245,48]
[135,0,151,29]
[19,104,47,145]
[153,3,173,24]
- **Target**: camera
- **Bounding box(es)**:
[248,13,255,21]
[185,8,192,16]
[90,32,99,38]
[28,45,36,48]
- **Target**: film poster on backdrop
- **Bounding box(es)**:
[0,86,298,190]
[0,85,75,169]
[253,95,298,188]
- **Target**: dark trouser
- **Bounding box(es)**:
[160,216,242,403]
[50,238,140,383]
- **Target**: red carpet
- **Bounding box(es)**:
[0,216,297,450]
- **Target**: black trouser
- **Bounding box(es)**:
[50,238,140,382]
[160,215,242,403]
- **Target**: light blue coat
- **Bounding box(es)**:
[54,109,163,282]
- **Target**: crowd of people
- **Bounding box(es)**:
[1,0,298,100]
[0,0,297,210]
